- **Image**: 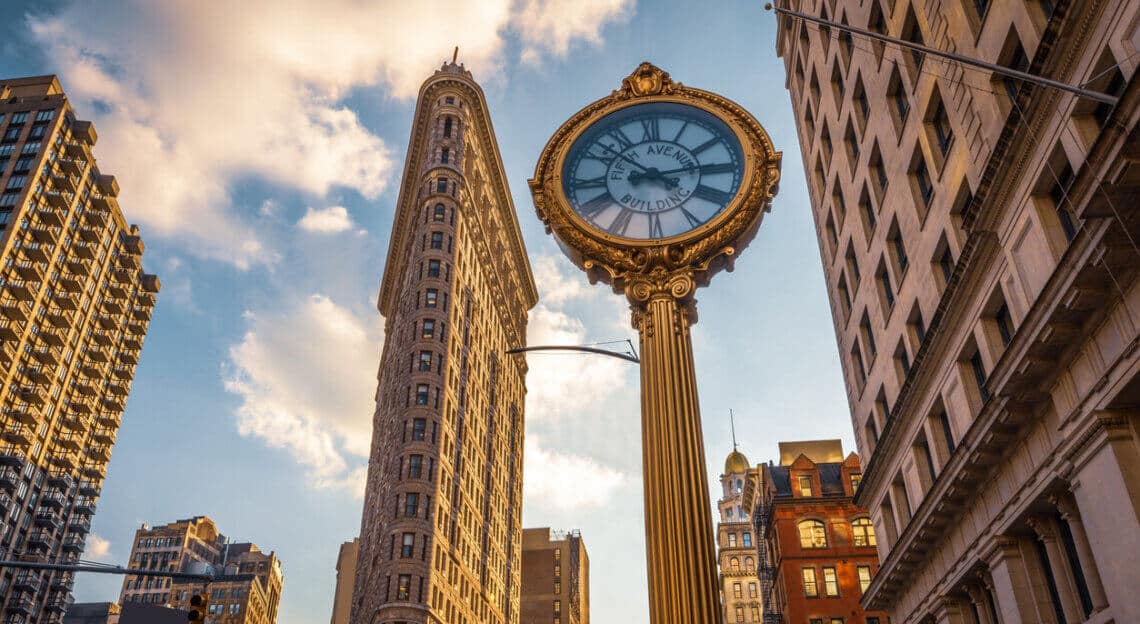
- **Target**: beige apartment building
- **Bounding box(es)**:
[349,60,538,624]
[120,517,282,624]
[717,448,763,624]
[330,538,359,624]
[0,75,159,624]
[776,0,1140,622]
[520,528,589,624]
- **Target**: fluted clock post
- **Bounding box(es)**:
[530,62,780,623]
[630,273,720,624]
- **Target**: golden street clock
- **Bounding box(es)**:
[529,63,781,624]
[532,62,781,294]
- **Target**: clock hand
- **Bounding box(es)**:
[653,164,701,176]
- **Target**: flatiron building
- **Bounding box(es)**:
[350,61,538,624]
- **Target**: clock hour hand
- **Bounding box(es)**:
[629,168,681,189]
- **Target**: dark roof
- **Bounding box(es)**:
[771,462,846,498]
[769,466,792,497]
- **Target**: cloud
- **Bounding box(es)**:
[84,534,112,561]
[523,436,626,510]
[27,1,632,267]
[223,295,383,494]
[514,0,635,64]
[297,206,356,234]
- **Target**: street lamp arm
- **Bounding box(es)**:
[505,344,640,364]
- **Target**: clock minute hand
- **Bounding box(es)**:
[654,164,701,176]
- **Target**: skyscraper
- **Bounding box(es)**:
[329,538,358,624]
[716,448,761,624]
[520,528,589,624]
[776,1,1140,621]
[350,60,538,624]
[0,75,159,624]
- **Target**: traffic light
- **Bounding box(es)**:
[187,592,209,622]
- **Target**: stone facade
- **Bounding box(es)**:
[0,75,159,624]
[776,0,1140,622]
[520,528,589,624]
[119,516,225,606]
[718,449,762,623]
[349,61,538,624]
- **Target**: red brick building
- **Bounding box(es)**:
[743,440,888,624]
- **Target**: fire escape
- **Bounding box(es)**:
[753,492,782,624]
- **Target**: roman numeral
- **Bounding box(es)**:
[692,137,721,154]
[608,208,634,236]
[680,207,704,228]
[698,162,736,175]
[673,120,690,142]
[573,175,607,190]
[641,118,659,141]
[692,184,734,205]
[607,128,634,150]
[649,212,664,238]
[578,192,613,219]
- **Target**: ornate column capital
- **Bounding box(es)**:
[1026,515,1060,543]
[1047,492,1079,520]
[627,269,698,334]
[982,535,1023,566]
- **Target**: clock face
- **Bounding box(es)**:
[561,101,745,241]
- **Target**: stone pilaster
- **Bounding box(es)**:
[1026,514,1084,622]
[1050,492,1108,612]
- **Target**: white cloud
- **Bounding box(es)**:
[27,1,632,267]
[515,0,634,64]
[524,436,626,510]
[84,534,112,561]
[297,206,356,234]
[223,294,383,495]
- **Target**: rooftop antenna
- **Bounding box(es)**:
[452,46,459,64]
[730,409,738,452]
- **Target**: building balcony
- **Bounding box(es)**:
[118,334,140,351]
[2,424,35,447]
[76,480,98,497]
[141,273,160,293]
[60,534,84,554]
[78,461,105,479]
[130,305,152,322]
[6,280,34,301]
[69,513,92,532]
[12,573,42,593]
[73,497,96,515]
[77,225,100,243]
[3,404,39,425]
[94,412,119,428]
[100,298,123,314]
[88,444,111,461]
[72,242,96,261]
[0,320,22,341]
[59,414,89,431]
[91,427,115,444]
[84,206,108,228]
[106,382,128,397]
[35,508,62,528]
[96,314,117,330]
[1,298,31,322]
[50,572,74,590]
[25,530,52,551]
[57,157,82,177]
[45,591,73,613]
[8,596,34,615]
[5,614,28,624]
[45,190,70,210]
[122,233,142,255]
[106,281,127,298]
[66,397,93,414]
[38,328,65,347]
[14,262,43,283]
[51,173,78,194]
[31,346,60,367]
[15,385,48,406]
[46,470,73,489]
[0,465,19,490]
[48,452,77,471]
[90,329,113,346]
[101,395,124,412]
[36,204,66,227]
[23,365,49,385]
[70,122,96,147]
[20,243,50,263]
[97,175,118,198]
[118,253,140,270]
[71,379,97,396]
[64,258,89,277]
[54,432,82,451]
[119,351,138,366]
[84,346,109,363]
[52,293,78,311]
[29,225,57,244]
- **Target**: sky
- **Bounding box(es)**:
[0,2,857,622]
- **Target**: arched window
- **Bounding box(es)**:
[797,519,828,549]
[852,517,876,547]
[735,478,743,491]
[433,204,445,221]
[729,557,740,572]
[744,557,754,572]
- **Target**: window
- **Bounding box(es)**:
[798,475,814,498]
[888,69,910,133]
[425,289,438,308]
[1046,150,1078,241]
[401,533,414,557]
[852,77,869,130]
[822,566,839,596]
[860,313,877,360]
[735,605,744,622]
[969,350,990,403]
[844,122,860,173]
[937,409,956,454]
[408,454,423,478]
[440,148,449,164]
[837,275,852,318]
[857,565,873,593]
[912,152,934,210]
[798,520,827,548]
[930,97,953,158]
[427,260,441,278]
[404,493,419,517]
[851,345,867,389]
[751,605,761,620]
[877,263,895,310]
[852,518,876,546]
[421,319,435,339]
[937,241,955,285]
[749,582,757,597]
[999,32,1029,103]
[859,187,876,239]
[443,117,453,138]
[397,573,411,600]
[34,110,53,122]
[433,204,445,221]
[416,384,429,405]
[888,221,908,275]
[733,582,742,598]
[728,533,737,547]
[419,351,433,371]
[870,144,888,198]
[744,557,754,572]
[802,567,819,597]
[729,557,740,572]
[902,7,924,71]
[995,302,1014,347]
[436,178,447,194]
[743,532,752,547]
[850,472,862,492]
[430,232,443,249]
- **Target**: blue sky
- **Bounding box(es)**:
[1,1,855,622]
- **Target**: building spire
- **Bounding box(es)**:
[730,409,738,452]
[452,46,459,64]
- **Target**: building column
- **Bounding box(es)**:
[933,597,969,624]
[1068,409,1140,623]
[1026,515,1084,623]
[1049,492,1108,613]
[966,577,997,624]
[982,536,1047,624]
